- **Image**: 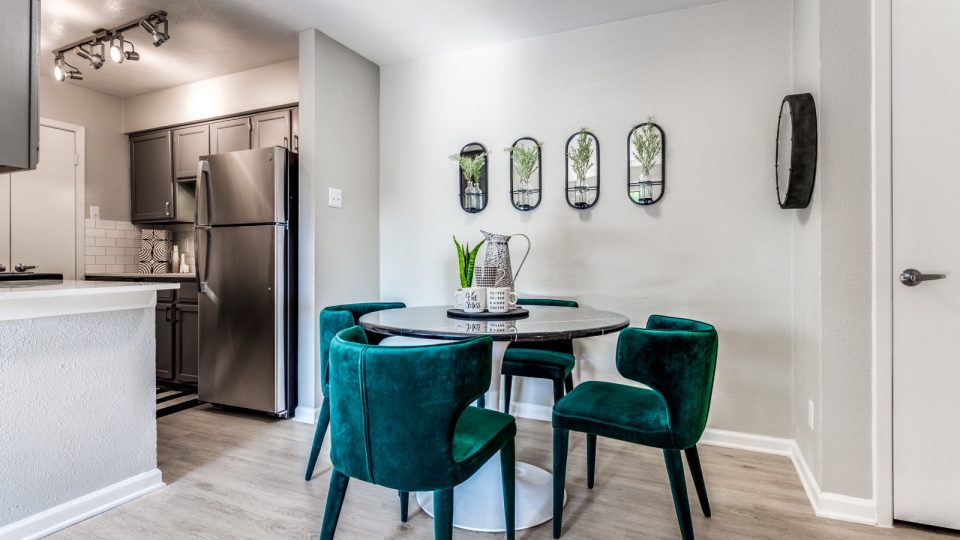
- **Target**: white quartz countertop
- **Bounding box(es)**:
[0,280,179,321]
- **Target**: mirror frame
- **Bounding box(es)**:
[775,93,818,209]
[565,130,600,210]
[626,122,666,206]
[458,142,488,213]
[509,137,542,211]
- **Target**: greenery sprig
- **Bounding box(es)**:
[631,118,662,176]
[449,152,487,183]
[453,236,485,288]
[567,129,594,182]
[504,142,541,183]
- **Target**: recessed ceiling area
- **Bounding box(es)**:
[42,0,724,98]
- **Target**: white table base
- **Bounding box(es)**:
[380,336,565,532]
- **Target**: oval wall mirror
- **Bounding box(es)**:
[507,137,542,211]
[627,122,665,205]
[455,142,488,213]
[565,129,600,209]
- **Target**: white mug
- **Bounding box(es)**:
[486,287,518,313]
[455,287,487,313]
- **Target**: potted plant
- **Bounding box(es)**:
[631,118,662,203]
[568,129,594,207]
[450,151,487,211]
[505,141,541,210]
[453,236,486,312]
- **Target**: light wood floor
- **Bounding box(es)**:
[53,405,956,539]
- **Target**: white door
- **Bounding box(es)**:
[892,0,960,530]
[9,124,78,279]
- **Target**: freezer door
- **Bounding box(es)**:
[196,146,287,226]
[197,225,286,413]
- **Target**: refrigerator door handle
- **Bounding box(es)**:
[196,159,212,226]
[196,227,211,293]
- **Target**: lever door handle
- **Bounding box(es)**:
[899,268,947,286]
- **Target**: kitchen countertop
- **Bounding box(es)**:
[85,272,197,282]
[0,279,179,321]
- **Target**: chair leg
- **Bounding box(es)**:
[684,446,711,517]
[664,449,696,540]
[305,397,331,481]
[433,488,454,540]
[477,394,485,408]
[586,434,597,489]
[553,379,564,404]
[319,469,350,540]
[564,373,573,394]
[399,491,409,522]
[503,375,513,413]
[500,439,516,540]
[552,428,569,539]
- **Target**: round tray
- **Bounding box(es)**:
[446,308,530,320]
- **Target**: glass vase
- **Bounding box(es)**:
[574,176,590,206]
[516,177,532,209]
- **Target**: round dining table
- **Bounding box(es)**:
[358,304,629,533]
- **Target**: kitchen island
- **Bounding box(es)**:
[0,280,178,540]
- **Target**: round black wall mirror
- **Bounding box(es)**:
[775,93,818,209]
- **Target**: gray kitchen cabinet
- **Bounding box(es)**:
[173,124,209,179]
[210,117,251,154]
[0,0,39,173]
[291,108,299,153]
[156,303,175,380]
[175,304,199,383]
[252,110,291,150]
[130,131,175,222]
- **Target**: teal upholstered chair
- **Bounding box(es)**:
[320,327,517,540]
[501,298,579,412]
[552,315,718,540]
[304,302,406,481]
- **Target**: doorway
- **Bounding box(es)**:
[0,119,85,279]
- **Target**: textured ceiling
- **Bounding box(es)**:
[41,0,723,98]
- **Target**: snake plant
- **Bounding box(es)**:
[453,236,485,288]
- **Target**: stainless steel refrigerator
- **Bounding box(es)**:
[195,146,297,417]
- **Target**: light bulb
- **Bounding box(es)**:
[110,37,124,63]
[54,56,64,81]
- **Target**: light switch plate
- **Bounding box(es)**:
[328,188,342,209]
[89,206,100,220]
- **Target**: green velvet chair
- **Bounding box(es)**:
[501,298,579,412]
[320,327,517,540]
[304,302,406,481]
[551,315,718,540]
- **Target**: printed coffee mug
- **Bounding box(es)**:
[474,266,506,288]
[455,287,488,313]
[486,287,518,313]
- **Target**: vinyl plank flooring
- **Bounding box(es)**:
[50,405,956,539]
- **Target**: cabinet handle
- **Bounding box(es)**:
[293,135,299,152]
[165,307,172,321]
[283,136,289,149]
[165,201,171,216]
[175,309,181,323]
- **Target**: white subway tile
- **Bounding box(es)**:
[117,255,134,265]
[105,264,125,273]
[95,237,116,247]
[94,219,116,229]
[118,238,136,248]
[95,255,116,265]
[105,247,125,256]
[106,229,125,239]
[87,246,105,256]
[85,264,106,273]
[126,230,140,239]
[84,255,96,264]
[84,237,96,247]
[85,228,105,238]
[124,247,139,256]
[124,264,139,272]
[115,221,136,230]
[84,218,95,227]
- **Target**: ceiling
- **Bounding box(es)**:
[41,0,723,98]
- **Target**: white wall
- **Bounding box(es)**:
[122,60,299,133]
[381,0,795,437]
[297,29,381,420]
[39,78,128,221]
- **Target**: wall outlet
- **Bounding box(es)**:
[807,399,815,431]
[328,187,342,209]
[89,206,100,220]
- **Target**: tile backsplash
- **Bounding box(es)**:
[83,219,196,275]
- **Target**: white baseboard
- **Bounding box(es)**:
[293,405,320,425]
[0,469,164,540]
[511,403,878,527]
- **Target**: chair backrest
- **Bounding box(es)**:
[516,298,579,354]
[616,315,718,449]
[327,326,493,491]
[319,302,406,394]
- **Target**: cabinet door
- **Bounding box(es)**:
[290,108,299,153]
[0,0,39,173]
[173,124,209,179]
[130,130,174,222]
[156,304,174,380]
[210,117,251,154]
[252,110,291,150]
[175,304,199,384]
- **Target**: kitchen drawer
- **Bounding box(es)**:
[177,281,199,304]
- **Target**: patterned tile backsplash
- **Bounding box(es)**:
[83,219,195,275]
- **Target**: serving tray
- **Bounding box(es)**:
[446,308,530,320]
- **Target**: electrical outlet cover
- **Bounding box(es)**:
[328,188,342,209]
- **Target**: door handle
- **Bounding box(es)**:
[899,268,947,286]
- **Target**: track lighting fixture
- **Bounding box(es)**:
[51,10,167,82]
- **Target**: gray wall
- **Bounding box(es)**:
[39,78,129,221]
